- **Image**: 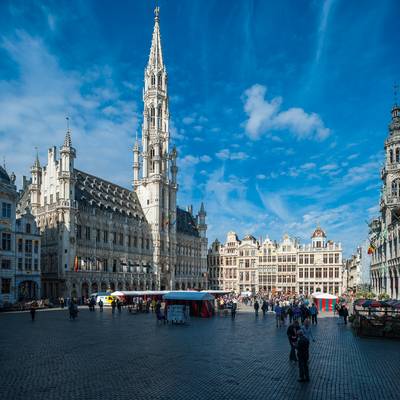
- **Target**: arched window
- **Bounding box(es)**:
[390,149,394,163]
[151,74,156,87]
[26,223,31,234]
[150,107,155,128]
[391,179,400,197]
[396,148,400,163]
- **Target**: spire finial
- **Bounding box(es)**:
[64,116,72,147]
[154,5,160,21]
[33,146,41,168]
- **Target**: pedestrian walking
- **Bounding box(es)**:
[111,298,116,314]
[287,305,294,323]
[296,330,310,382]
[98,299,104,312]
[60,297,65,309]
[309,303,318,325]
[341,305,349,325]
[261,300,268,316]
[69,301,78,320]
[155,300,165,324]
[287,320,300,362]
[231,300,237,320]
[30,303,36,321]
[254,300,259,316]
[117,299,122,313]
[275,303,282,327]
[300,304,310,323]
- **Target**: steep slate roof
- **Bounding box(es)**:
[75,169,145,219]
[176,207,199,237]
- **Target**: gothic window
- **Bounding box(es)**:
[390,149,394,163]
[391,179,400,197]
[396,148,400,163]
[157,105,162,129]
[150,147,155,172]
[150,107,155,128]
[151,74,156,87]
[157,73,162,89]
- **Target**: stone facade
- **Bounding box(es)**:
[0,167,41,306]
[344,240,370,293]
[208,227,343,296]
[369,101,400,299]
[18,8,207,301]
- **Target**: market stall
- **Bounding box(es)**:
[311,292,338,312]
[352,299,400,337]
[163,291,215,320]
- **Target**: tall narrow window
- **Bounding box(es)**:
[150,107,155,128]
[157,73,162,89]
[390,149,394,163]
[157,106,162,129]
[396,148,400,163]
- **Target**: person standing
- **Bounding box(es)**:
[231,300,237,320]
[60,297,65,309]
[296,330,310,382]
[287,320,300,362]
[275,303,282,327]
[254,299,259,317]
[111,298,116,314]
[261,300,268,316]
[342,305,349,325]
[98,299,104,312]
[30,302,36,322]
[309,303,318,325]
[287,304,294,324]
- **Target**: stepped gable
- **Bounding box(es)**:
[176,207,199,237]
[75,169,145,219]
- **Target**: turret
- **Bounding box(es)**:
[59,120,76,201]
[133,133,140,185]
[170,145,178,184]
[30,150,42,209]
[197,202,207,239]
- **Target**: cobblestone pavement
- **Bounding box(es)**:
[0,307,398,400]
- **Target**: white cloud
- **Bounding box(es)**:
[182,116,195,125]
[243,84,330,141]
[200,155,212,163]
[320,163,338,171]
[216,149,249,161]
[301,162,316,170]
[0,31,139,188]
[315,0,335,63]
[347,153,359,160]
[257,190,291,222]
[179,154,212,167]
[256,174,267,180]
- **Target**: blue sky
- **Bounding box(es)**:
[1,0,399,256]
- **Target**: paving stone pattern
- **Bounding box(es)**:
[0,307,398,400]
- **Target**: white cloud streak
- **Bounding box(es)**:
[243,84,330,141]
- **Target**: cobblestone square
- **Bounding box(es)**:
[0,308,398,400]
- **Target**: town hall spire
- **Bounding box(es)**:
[148,6,164,70]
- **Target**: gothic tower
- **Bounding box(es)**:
[381,98,400,226]
[134,7,177,290]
